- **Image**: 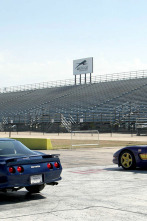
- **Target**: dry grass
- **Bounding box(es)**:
[51,139,71,149]
[51,139,147,149]
[99,140,147,147]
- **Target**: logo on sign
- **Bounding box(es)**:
[75,60,88,71]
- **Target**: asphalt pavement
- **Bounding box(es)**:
[0,147,147,221]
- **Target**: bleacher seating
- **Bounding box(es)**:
[0,77,147,127]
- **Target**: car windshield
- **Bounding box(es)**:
[0,140,35,157]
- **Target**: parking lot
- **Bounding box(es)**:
[0,147,147,221]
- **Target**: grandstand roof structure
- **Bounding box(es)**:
[0,70,147,131]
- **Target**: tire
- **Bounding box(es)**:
[25,184,45,193]
[120,150,136,170]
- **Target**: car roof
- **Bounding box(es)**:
[0,138,15,141]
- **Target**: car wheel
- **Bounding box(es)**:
[120,151,136,170]
[25,184,45,193]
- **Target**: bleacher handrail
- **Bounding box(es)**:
[1,69,147,93]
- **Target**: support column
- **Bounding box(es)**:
[75,75,76,85]
[90,73,91,83]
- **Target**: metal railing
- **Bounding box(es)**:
[1,70,147,93]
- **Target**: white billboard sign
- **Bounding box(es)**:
[73,57,93,75]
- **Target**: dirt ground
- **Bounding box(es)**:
[0,131,147,149]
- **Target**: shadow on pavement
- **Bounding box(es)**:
[0,190,45,205]
[104,167,147,174]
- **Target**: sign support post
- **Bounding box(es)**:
[75,75,76,85]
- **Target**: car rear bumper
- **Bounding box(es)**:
[0,169,62,189]
[0,158,62,189]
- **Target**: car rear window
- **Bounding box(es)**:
[0,140,35,157]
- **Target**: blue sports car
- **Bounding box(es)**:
[0,138,62,193]
[113,145,147,170]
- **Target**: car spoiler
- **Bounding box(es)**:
[42,154,60,158]
[5,154,61,167]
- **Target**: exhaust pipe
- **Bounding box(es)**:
[47,182,58,186]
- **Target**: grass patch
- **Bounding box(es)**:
[51,139,147,149]
[51,139,71,149]
[99,140,147,147]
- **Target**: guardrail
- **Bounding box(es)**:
[1,70,147,93]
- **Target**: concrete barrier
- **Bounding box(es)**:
[12,138,52,150]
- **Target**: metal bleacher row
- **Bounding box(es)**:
[0,76,147,127]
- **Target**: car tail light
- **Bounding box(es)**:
[17,166,24,173]
[9,167,15,173]
[54,162,60,168]
[47,163,53,169]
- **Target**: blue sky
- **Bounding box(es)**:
[0,0,147,87]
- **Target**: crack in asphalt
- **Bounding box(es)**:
[1,205,147,219]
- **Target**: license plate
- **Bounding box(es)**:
[30,175,43,184]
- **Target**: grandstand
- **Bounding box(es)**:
[0,70,147,133]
